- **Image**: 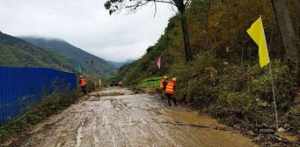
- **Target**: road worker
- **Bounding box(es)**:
[160,76,168,99]
[79,75,88,95]
[160,76,168,90]
[165,77,177,106]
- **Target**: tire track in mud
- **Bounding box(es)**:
[20,88,258,147]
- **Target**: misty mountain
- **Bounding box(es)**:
[22,37,116,76]
[109,59,134,69]
[0,32,74,71]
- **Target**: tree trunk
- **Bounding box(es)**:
[295,0,300,18]
[271,0,299,67]
[294,0,300,36]
[180,12,193,62]
[175,0,193,62]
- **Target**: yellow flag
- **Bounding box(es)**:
[247,17,270,68]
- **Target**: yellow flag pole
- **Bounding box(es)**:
[266,17,279,130]
[268,63,279,130]
[247,16,279,130]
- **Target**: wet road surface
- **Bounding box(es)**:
[21,88,257,147]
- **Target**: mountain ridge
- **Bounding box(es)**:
[0,32,75,71]
[21,37,116,76]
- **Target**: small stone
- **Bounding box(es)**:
[254,135,263,142]
[276,136,283,141]
[261,102,268,107]
[233,124,240,129]
[277,127,286,132]
[247,130,255,136]
[283,123,290,129]
[261,123,268,128]
[259,129,275,134]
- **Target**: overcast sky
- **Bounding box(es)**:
[0,0,175,62]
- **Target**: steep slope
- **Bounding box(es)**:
[22,37,115,76]
[0,32,74,71]
[118,0,300,136]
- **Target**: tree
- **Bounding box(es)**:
[271,0,299,70]
[104,0,193,62]
[295,0,300,19]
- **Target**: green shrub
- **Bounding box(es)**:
[0,90,80,145]
[211,60,296,127]
[173,53,219,105]
[288,108,300,131]
[247,61,296,111]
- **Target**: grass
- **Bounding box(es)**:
[138,76,161,89]
[0,89,80,146]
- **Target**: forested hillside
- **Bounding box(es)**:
[22,37,116,76]
[0,32,74,71]
[117,0,300,136]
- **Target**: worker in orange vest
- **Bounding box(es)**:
[79,75,88,95]
[160,76,169,99]
[160,76,168,90]
[165,77,177,106]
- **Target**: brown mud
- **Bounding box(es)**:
[20,88,257,147]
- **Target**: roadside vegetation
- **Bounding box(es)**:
[0,72,105,146]
[114,0,300,145]
[0,89,82,146]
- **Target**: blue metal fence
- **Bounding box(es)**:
[0,67,77,125]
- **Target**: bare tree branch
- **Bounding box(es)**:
[104,0,194,62]
[185,0,192,8]
[125,1,150,9]
[153,1,158,17]
[155,0,176,6]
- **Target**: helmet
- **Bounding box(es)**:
[163,75,168,79]
[172,77,177,81]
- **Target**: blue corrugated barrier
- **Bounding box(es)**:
[0,67,77,125]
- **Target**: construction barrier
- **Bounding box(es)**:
[0,67,77,125]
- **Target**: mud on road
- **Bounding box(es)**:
[21,88,257,147]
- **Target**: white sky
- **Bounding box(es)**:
[0,0,175,62]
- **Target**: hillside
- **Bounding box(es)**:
[0,32,74,71]
[22,37,115,76]
[117,0,300,139]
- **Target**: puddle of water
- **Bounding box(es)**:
[161,108,223,128]
[277,132,300,142]
[160,108,258,147]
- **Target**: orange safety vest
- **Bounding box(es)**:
[79,78,87,87]
[165,80,176,95]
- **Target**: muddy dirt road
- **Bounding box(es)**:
[21,88,257,147]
